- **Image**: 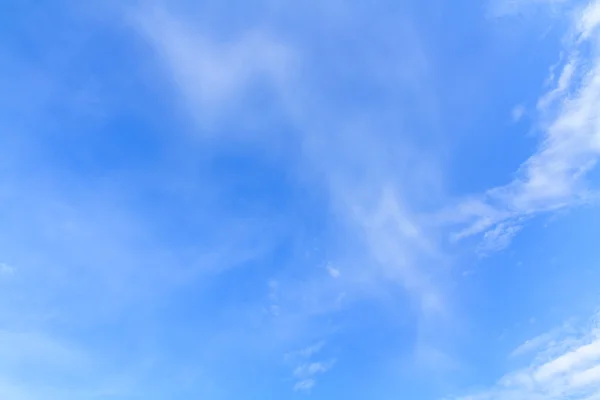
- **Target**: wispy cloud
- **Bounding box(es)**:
[120,1,465,395]
[285,341,327,361]
[350,186,444,314]
[450,0,600,251]
[511,104,527,123]
[131,4,294,128]
[8,0,600,398]
[326,264,341,279]
[132,0,449,335]
[478,221,523,254]
[293,379,316,392]
[0,263,15,276]
[488,0,571,18]
[510,324,573,358]
[3,0,460,398]
[286,342,335,392]
[293,360,336,378]
[449,312,600,400]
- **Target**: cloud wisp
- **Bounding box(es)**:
[449,312,600,400]
[0,263,15,276]
[286,342,335,393]
[488,0,571,18]
[449,0,600,252]
[131,4,294,129]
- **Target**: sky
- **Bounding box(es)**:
[1,0,600,399]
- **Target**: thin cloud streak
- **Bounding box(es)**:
[448,312,600,400]
[449,0,600,251]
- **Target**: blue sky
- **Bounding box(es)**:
[2,0,600,398]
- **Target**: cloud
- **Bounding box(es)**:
[133,0,448,320]
[0,263,15,276]
[449,0,600,251]
[579,0,600,38]
[477,222,523,255]
[534,338,600,381]
[293,379,315,392]
[488,0,571,18]
[285,341,326,361]
[511,104,526,123]
[350,187,444,315]
[1,0,458,398]
[131,4,294,127]
[291,360,335,392]
[125,2,455,393]
[293,360,336,379]
[449,312,600,400]
[510,324,572,357]
[286,342,334,392]
[326,264,341,279]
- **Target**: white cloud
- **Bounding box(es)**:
[291,360,335,393]
[488,0,571,18]
[510,326,568,357]
[131,0,447,310]
[450,0,600,251]
[538,58,577,110]
[572,364,600,387]
[286,341,326,361]
[326,264,341,279]
[511,104,526,123]
[293,360,336,378]
[449,312,600,400]
[131,4,294,126]
[293,379,315,392]
[286,342,334,392]
[2,1,457,397]
[351,187,444,315]
[578,0,600,39]
[478,222,523,254]
[129,2,451,385]
[534,338,600,381]
[0,263,15,276]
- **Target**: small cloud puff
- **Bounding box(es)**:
[511,104,526,122]
[293,379,315,392]
[293,360,336,379]
[0,263,15,276]
[326,264,341,279]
